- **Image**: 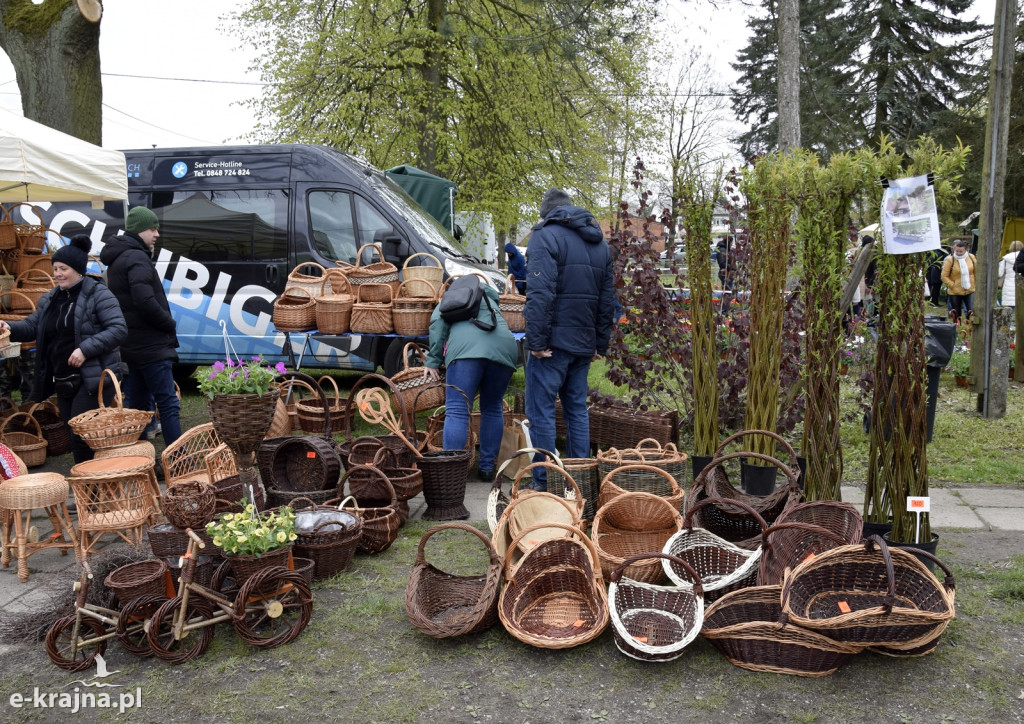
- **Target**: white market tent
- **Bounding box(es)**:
[0,106,127,204]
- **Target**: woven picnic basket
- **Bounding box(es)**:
[390,344,445,413]
[0,411,47,466]
[272,286,317,331]
[400,252,444,297]
[598,463,686,512]
[757,501,863,586]
[392,279,436,336]
[69,369,153,450]
[348,283,393,333]
[405,522,502,638]
[314,271,353,334]
[498,274,525,332]
[662,497,766,604]
[345,243,400,294]
[609,553,705,662]
[598,438,689,489]
[702,585,862,676]
[779,535,956,654]
[592,491,683,584]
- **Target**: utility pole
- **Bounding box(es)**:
[972,0,1017,417]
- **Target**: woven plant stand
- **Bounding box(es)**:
[405,522,502,638]
[208,387,281,495]
[419,449,472,520]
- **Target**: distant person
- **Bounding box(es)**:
[998,240,1022,308]
[0,235,127,463]
[504,242,526,294]
[940,239,976,324]
[100,206,182,446]
[524,187,614,491]
[423,278,518,482]
[926,247,946,307]
[716,237,736,291]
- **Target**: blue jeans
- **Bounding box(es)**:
[443,359,514,473]
[525,349,592,490]
[125,360,182,446]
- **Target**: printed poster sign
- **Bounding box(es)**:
[880,174,941,255]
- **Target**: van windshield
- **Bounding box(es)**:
[367,175,477,261]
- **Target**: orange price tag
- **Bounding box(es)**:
[837,601,851,613]
[803,552,816,563]
[306,451,317,459]
[573,619,586,628]
[632,635,648,643]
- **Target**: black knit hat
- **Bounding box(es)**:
[51,234,91,276]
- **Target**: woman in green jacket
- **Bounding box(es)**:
[423,282,519,481]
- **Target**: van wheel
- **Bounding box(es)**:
[381,339,407,377]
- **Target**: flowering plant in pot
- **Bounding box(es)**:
[206,503,297,557]
[947,345,971,379]
[195,356,287,399]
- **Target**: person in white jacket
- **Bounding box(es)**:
[998,240,1023,307]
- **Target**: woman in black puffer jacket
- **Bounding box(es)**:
[0,235,127,463]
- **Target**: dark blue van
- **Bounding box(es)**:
[34,145,505,375]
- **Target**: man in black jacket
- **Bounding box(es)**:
[100,206,181,445]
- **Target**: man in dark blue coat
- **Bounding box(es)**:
[524,188,614,490]
[505,242,527,293]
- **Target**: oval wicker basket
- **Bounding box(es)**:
[592,491,683,584]
[0,411,47,466]
[68,369,152,450]
[286,261,330,299]
[272,286,317,331]
[400,252,444,297]
[28,400,71,457]
[392,279,436,336]
[345,243,400,293]
[349,283,393,333]
[163,481,217,530]
[296,375,346,435]
[498,274,525,332]
[314,272,353,334]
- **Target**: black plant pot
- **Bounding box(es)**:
[883,531,940,574]
[862,519,893,541]
[740,462,777,496]
[795,456,806,491]
[691,455,714,482]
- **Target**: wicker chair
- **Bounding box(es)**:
[161,423,237,488]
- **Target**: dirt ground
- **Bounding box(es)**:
[1,524,1022,724]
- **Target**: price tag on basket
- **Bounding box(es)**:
[907,496,931,544]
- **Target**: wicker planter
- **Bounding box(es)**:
[223,544,293,586]
[208,389,281,458]
[419,449,471,520]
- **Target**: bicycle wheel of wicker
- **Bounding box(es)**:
[405,522,502,638]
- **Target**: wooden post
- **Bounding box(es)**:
[777,0,800,151]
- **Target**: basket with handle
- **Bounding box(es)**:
[401,252,444,297]
[662,496,766,604]
[68,369,153,450]
[14,269,55,307]
[598,463,686,512]
[591,491,683,584]
[702,585,862,677]
[272,286,317,331]
[779,535,956,654]
[486,448,564,532]
[498,522,609,649]
[392,279,436,336]
[292,504,362,579]
[296,374,346,435]
[8,203,50,254]
[706,428,802,496]
[314,272,354,334]
[757,501,863,586]
[498,274,526,332]
[345,243,399,293]
[609,553,705,662]
[0,289,35,317]
[338,482,401,554]
[348,283,393,333]
[546,458,599,522]
[0,204,16,250]
[286,261,331,299]
[390,343,445,413]
[405,522,503,638]
[14,253,53,276]
[598,438,689,490]
[162,480,217,530]
[490,474,583,572]
[0,411,47,466]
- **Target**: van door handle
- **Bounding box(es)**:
[266,265,278,286]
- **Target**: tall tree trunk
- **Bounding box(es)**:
[0,0,102,144]
[777,0,800,150]
[415,0,446,174]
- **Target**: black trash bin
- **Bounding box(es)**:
[924,315,956,443]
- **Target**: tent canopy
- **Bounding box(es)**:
[0,106,127,203]
[385,164,456,230]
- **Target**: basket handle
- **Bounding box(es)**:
[593,490,682,532]
[402,251,442,271]
[511,460,580,501]
[96,368,125,411]
[401,342,427,372]
[875,538,956,591]
[503,522,599,583]
[279,370,332,440]
[280,285,313,303]
[610,552,703,595]
[15,268,55,285]
[0,290,37,312]
[353,243,385,269]
[291,261,326,276]
[282,495,318,511]
[712,428,799,469]
[414,521,499,568]
[490,446,562,496]
[319,269,351,297]
[634,438,663,452]
[370,445,397,469]
[682,495,770,534]
[692,450,800,490]
[311,517,355,534]
[600,463,681,495]
[317,374,342,401]
[0,410,42,438]
[339,463,396,505]
[395,278,438,300]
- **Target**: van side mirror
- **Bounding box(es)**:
[375,229,409,263]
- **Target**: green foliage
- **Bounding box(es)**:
[229,0,658,230]
[206,504,298,556]
[195,357,286,399]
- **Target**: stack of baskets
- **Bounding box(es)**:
[295,375,346,435]
[1,204,52,279]
[272,286,318,331]
[498,274,526,332]
[392,280,436,335]
[314,271,354,334]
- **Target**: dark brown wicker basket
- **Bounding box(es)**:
[104,559,168,607]
[147,523,218,559]
[405,522,502,638]
[292,556,315,586]
[388,467,423,502]
[269,436,341,493]
[213,475,266,513]
[28,400,71,457]
[341,495,400,554]
[223,544,293,586]
[292,505,363,580]
[162,481,217,530]
[418,449,472,520]
[164,554,216,588]
[758,513,861,587]
[266,485,336,509]
[208,388,281,457]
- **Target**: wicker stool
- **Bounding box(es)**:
[94,440,157,461]
[0,473,79,581]
[69,456,158,557]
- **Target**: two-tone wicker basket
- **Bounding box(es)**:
[273,286,317,331]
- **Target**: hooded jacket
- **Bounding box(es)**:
[99,232,179,364]
[525,204,613,356]
[505,243,527,283]
[8,276,127,400]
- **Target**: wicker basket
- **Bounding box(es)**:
[757,501,863,586]
[212,474,266,512]
[104,559,169,607]
[314,272,354,334]
[546,458,599,521]
[27,400,71,457]
[592,491,682,584]
[223,544,293,586]
[401,252,444,297]
[286,262,330,299]
[269,436,341,493]
[8,204,49,254]
[0,411,47,466]
[296,375,346,435]
[68,369,153,451]
[405,522,502,638]
[14,269,55,307]
[163,481,217,530]
[349,283,393,333]
[702,585,862,676]
[147,522,216,559]
[390,343,445,414]
[779,535,956,653]
[598,438,689,489]
[345,243,399,293]
[609,553,705,662]
[498,522,609,649]
[662,496,766,604]
[0,205,16,250]
[498,274,525,332]
[338,486,400,554]
[293,508,362,579]
[392,280,436,336]
[0,289,34,316]
[599,463,686,512]
[486,448,564,532]
[490,478,583,570]
[273,286,317,331]
[419,449,472,520]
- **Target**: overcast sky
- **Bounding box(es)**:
[0,0,1001,153]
